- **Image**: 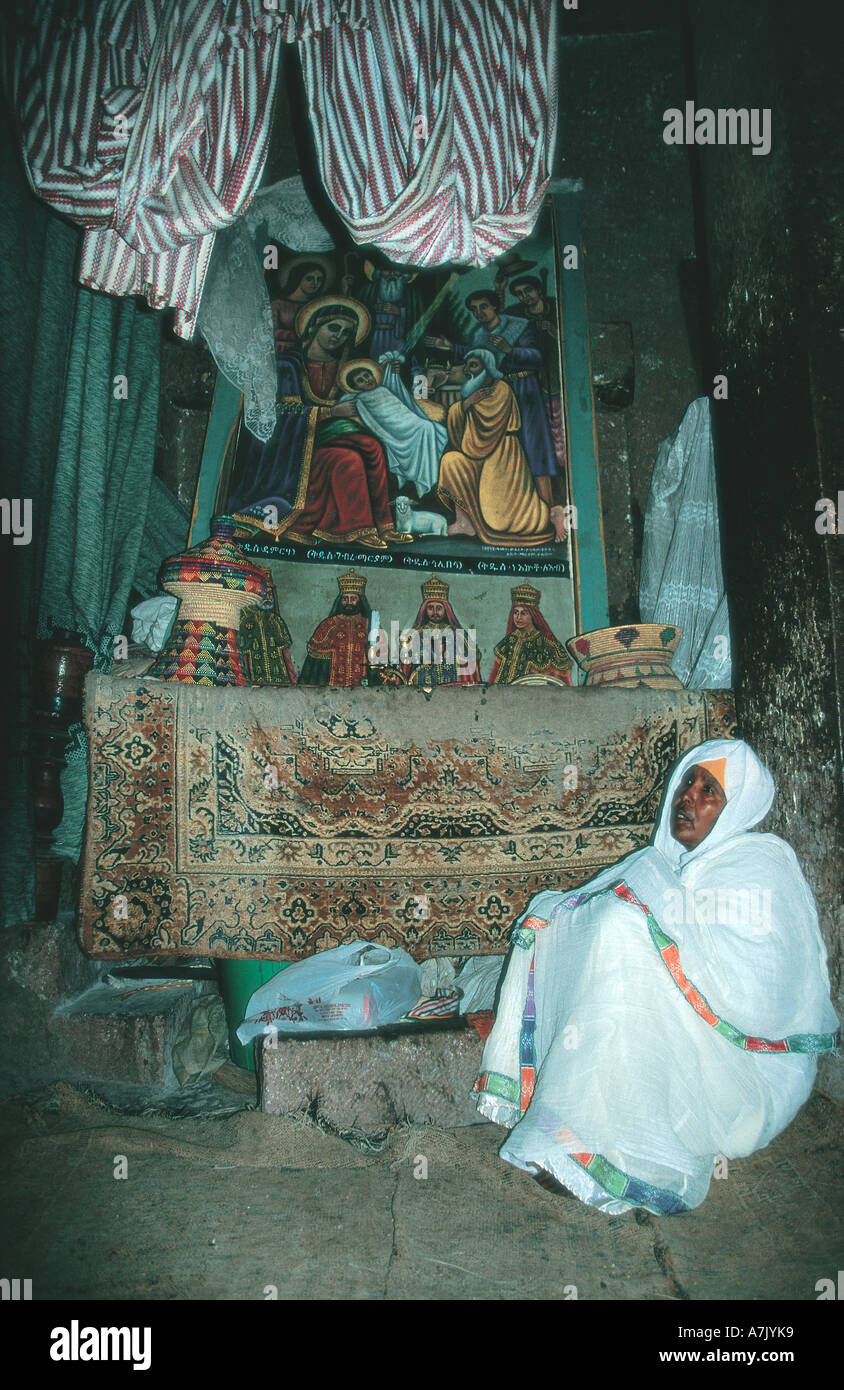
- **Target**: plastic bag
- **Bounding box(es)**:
[453,955,506,1013]
[130,595,178,652]
[236,942,421,1041]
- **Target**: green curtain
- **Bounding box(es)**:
[0,96,165,927]
[37,287,162,665]
[134,475,192,600]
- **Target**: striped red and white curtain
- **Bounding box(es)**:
[299,0,559,267]
[6,0,304,338]
[7,0,557,334]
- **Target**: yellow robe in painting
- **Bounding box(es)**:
[437,381,555,546]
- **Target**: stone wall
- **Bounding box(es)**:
[557,19,702,623]
[688,0,844,1095]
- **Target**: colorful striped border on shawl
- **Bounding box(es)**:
[568,1152,692,1215]
[473,1071,520,1105]
[612,883,841,1055]
[519,961,538,1112]
[476,939,692,1214]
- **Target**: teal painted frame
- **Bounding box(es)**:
[190,189,609,646]
[189,373,241,546]
[553,186,610,635]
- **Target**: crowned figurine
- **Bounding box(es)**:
[401,576,481,689]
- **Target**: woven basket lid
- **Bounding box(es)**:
[566,623,682,664]
[159,514,271,603]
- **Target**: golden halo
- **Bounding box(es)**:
[295,295,371,346]
[339,358,384,392]
[277,253,336,294]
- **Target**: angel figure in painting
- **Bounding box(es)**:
[488,583,573,685]
[271,254,334,355]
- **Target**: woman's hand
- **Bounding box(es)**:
[329,401,357,419]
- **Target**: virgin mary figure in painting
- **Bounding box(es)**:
[488,583,573,685]
[437,351,556,547]
[228,297,405,551]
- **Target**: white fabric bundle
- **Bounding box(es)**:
[475,739,839,1214]
[639,397,732,688]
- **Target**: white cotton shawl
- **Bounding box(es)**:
[475,739,839,1213]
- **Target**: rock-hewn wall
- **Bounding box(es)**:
[689,0,843,1094]
[557,23,701,623]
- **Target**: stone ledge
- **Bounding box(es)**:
[257,1026,487,1129]
[50,983,207,1089]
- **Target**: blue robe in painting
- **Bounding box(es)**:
[227,347,318,518]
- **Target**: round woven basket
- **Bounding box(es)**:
[566,623,683,689]
[511,674,572,688]
[164,581,261,629]
[147,516,272,686]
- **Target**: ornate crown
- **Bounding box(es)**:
[421,576,450,602]
[337,569,367,596]
[511,582,541,607]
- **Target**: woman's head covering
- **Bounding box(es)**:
[295,295,371,346]
[653,738,775,866]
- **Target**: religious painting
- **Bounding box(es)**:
[211,198,576,587]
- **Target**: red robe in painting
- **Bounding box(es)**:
[284,359,393,544]
[302,612,370,686]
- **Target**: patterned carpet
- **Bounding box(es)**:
[78,677,735,960]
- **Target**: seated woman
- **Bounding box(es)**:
[474,739,839,1214]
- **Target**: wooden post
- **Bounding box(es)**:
[30,631,93,921]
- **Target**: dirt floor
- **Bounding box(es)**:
[1,1074,842,1303]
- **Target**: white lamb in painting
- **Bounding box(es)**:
[393,494,449,537]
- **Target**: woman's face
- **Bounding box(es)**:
[512,605,534,630]
[314,317,355,351]
[671,765,727,849]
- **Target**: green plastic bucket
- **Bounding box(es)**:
[217,960,290,1072]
